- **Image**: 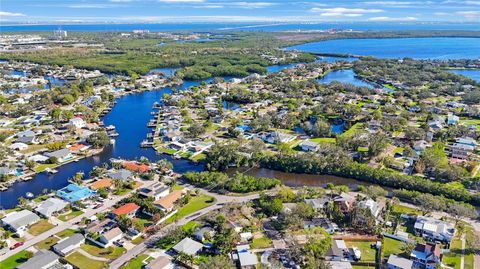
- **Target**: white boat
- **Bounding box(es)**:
[110,139,116,145]
[26,192,34,199]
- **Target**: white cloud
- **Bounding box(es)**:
[109,0,136,2]
[0,11,26,17]
[456,11,480,18]
[310,7,384,13]
[363,1,414,4]
[230,2,277,9]
[194,5,224,8]
[319,12,364,17]
[368,16,417,21]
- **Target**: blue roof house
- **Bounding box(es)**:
[57,184,96,203]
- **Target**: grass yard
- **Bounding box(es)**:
[166,195,216,224]
[346,241,376,262]
[120,254,150,269]
[309,137,336,144]
[34,163,58,173]
[340,123,363,138]
[392,204,421,216]
[28,220,55,235]
[156,147,177,155]
[66,252,106,269]
[80,242,126,259]
[182,221,199,232]
[58,209,83,221]
[189,153,206,162]
[56,229,78,238]
[443,223,475,269]
[131,236,146,245]
[382,237,404,258]
[251,236,273,249]
[352,265,375,269]
[35,236,60,249]
[0,251,32,269]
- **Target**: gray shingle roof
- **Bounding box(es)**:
[172,237,204,255]
[35,198,68,217]
[53,234,84,254]
[1,210,40,230]
[16,250,59,269]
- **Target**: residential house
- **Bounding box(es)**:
[414,216,455,243]
[447,114,459,125]
[172,237,204,256]
[328,261,354,269]
[237,245,258,269]
[90,178,113,190]
[145,256,174,269]
[16,250,62,269]
[263,132,296,144]
[153,190,183,212]
[9,142,28,151]
[139,182,170,200]
[413,140,429,152]
[98,227,123,248]
[35,198,69,218]
[326,240,348,261]
[1,210,40,236]
[304,197,330,211]
[53,234,85,256]
[299,141,320,152]
[56,184,96,203]
[194,226,215,242]
[410,243,441,269]
[333,193,356,212]
[44,149,73,163]
[107,169,133,181]
[387,254,413,269]
[357,198,381,221]
[304,218,339,234]
[450,137,478,160]
[68,118,86,129]
[110,203,140,218]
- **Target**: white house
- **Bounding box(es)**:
[1,210,40,236]
[69,118,86,129]
[414,216,455,243]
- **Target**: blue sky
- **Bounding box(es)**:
[1,0,480,23]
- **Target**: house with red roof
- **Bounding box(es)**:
[123,161,151,173]
[110,202,140,218]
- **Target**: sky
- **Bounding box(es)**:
[1,0,480,23]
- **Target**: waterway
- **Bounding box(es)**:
[448,69,480,82]
[287,37,480,59]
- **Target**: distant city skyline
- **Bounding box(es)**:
[1,0,480,24]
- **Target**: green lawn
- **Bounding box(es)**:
[346,241,376,262]
[251,236,272,249]
[392,204,421,216]
[66,252,106,269]
[34,163,57,173]
[340,123,363,138]
[35,236,60,249]
[309,137,336,144]
[58,209,83,221]
[190,153,206,162]
[182,221,199,232]
[28,220,55,235]
[80,242,126,259]
[0,251,32,269]
[56,229,78,238]
[156,147,177,155]
[444,223,475,269]
[131,236,146,245]
[382,237,404,258]
[166,195,216,224]
[120,254,150,269]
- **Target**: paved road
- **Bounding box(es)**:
[460,234,465,269]
[109,189,259,269]
[0,180,157,261]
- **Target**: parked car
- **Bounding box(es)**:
[10,242,24,250]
